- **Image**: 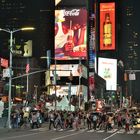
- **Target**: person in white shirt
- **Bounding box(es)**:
[0,97,4,118]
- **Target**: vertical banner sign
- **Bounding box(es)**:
[26,64,30,74]
[88,13,95,69]
[100,2,115,50]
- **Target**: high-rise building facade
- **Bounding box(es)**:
[118,0,140,102]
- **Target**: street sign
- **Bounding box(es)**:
[129,73,136,80]
[3,68,10,78]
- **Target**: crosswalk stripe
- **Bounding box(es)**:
[30,128,39,131]
[137,130,140,134]
[127,130,135,134]
[96,130,105,133]
[29,127,140,135]
[87,129,95,132]
[117,129,125,133]
[39,128,48,131]
[68,129,75,132]
[29,127,48,132]
[107,129,118,133]
[79,128,87,132]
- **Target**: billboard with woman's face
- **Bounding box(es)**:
[55,9,87,60]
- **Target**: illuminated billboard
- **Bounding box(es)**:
[50,64,87,78]
[13,40,32,57]
[89,14,95,69]
[50,64,80,77]
[98,57,117,90]
[55,9,87,60]
[49,85,87,102]
[100,2,115,50]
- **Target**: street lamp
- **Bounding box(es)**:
[78,58,82,109]
[0,27,35,129]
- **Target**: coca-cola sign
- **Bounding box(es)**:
[55,8,87,60]
[64,9,80,16]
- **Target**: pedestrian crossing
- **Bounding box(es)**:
[86,128,140,135]
[29,127,140,135]
[70,128,140,135]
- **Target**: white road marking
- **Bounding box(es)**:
[68,129,75,132]
[103,131,118,140]
[87,129,95,132]
[96,130,105,133]
[137,130,140,134]
[107,129,118,133]
[0,132,45,140]
[117,129,125,134]
[51,131,84,140]
[29,127,47,132]
[127,129,135,134]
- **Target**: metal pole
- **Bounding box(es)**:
[26,59,29,102]
[78,59,81,109]
[54,59,57,110]
[68,82,71,110]
[120,86,122,109]
[8,31,13,129]
[26,74,29,100]
[36,86,38,105]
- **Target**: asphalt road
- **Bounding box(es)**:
[0,127,140,140]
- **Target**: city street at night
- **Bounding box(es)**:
[0,0,140,140]
[0,126,140,140]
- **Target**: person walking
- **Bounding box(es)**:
[48,111,56,130]
[92,114,98,130]
[86,112,92,130]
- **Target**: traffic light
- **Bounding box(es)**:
[111,92,116,99]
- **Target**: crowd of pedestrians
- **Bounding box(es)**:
[9,104,139,133]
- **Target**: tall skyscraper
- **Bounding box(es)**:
[118,0,140,102]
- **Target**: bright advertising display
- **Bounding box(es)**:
[100,2,115,50]
[98,57,117,91]
[13,40,32,57]
[89,13,95,69]
[49,85,87,102]
[50,64,80,77]
[55,9,87,60]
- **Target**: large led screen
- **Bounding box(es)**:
[55,9,87,60]
[98,57,117,90]
[100,2,115,50]
[89,13,95,69]
[49,85,87,102]
[50,64,87,78]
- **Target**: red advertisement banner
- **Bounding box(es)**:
[100,2,115,50]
